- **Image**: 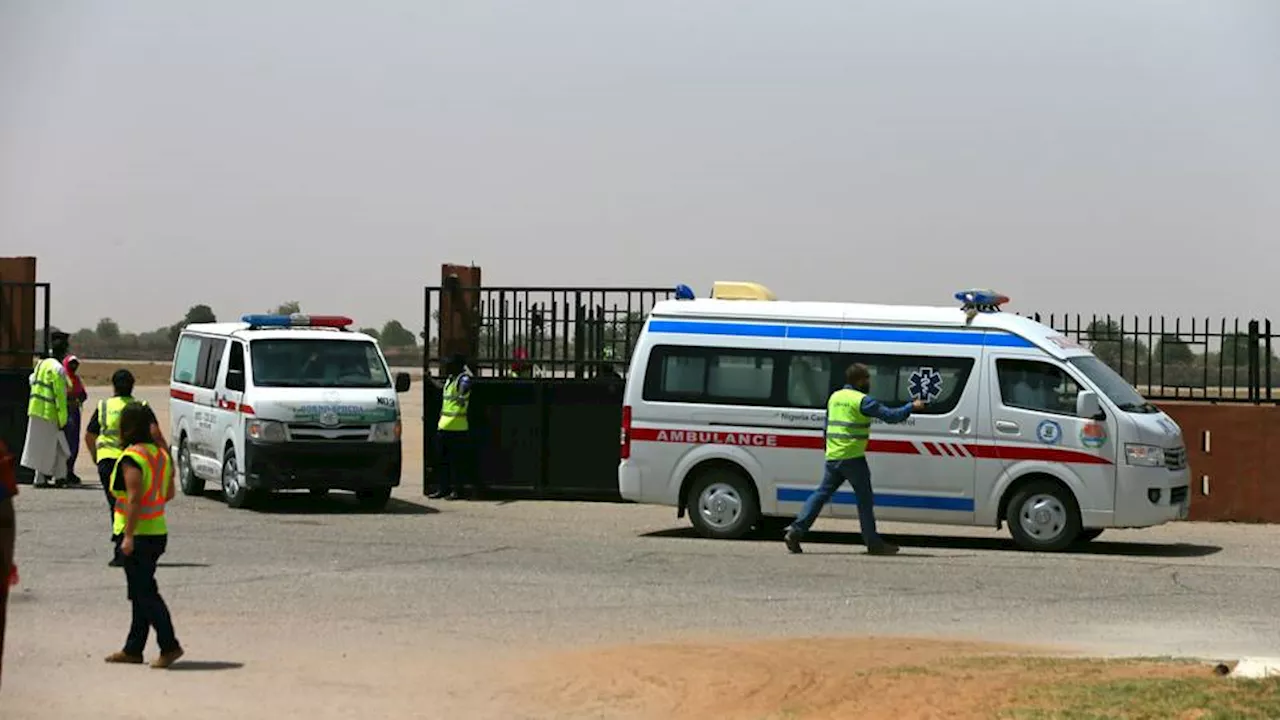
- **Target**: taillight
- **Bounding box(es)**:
[620,405,632,460]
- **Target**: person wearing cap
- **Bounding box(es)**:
[62,354,89,486]
[85,369,148,566]
[21,332,72,488]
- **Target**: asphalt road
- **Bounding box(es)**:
[5,386,1280,718]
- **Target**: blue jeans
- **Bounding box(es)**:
[789,457,883,546]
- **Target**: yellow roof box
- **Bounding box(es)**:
[710,281,777,301]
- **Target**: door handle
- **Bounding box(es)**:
[995,420,1020,434]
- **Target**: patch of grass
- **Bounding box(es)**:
[1002,675,1280,720]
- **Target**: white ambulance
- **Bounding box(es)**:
[619,282,1190,551]
[169,314,411,511]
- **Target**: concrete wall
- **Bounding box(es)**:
[1160,402,1280,522]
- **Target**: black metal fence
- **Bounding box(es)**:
[1030,313,1276,404]
[423,286,673,379]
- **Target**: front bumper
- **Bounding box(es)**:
[244,439,401,491]
[1113,466,1191,527]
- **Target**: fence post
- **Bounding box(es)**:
[1248,319,1261,404]
[1267,319,1274,403]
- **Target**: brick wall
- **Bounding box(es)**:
[1160,402,1280,522]
[438,264,481,361]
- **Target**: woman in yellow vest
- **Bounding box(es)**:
[103,402,184,669]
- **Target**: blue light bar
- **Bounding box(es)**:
[674,284,696,300]
[240,313,354,328]
[241,314,294,327]
[954,289,1009,313]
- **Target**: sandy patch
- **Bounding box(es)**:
[496,636,1216,720]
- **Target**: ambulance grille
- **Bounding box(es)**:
[1164,446,1187,471]
[286,423,372,442]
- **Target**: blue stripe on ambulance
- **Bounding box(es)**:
[646,319,1035,348]
[775,487,975,512]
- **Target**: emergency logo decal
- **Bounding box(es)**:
[908,367,944,402]
[1035,419,1062,445]
[1156,417,1178,436]
[1080,421,1108,449]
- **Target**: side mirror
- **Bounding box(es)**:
[226,370,246,393]
[394,372,411,393]
[1076,390,1102,420]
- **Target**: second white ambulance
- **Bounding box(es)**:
[619,282,1190,551]
[170,313,411,511]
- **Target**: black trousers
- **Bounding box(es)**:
[435,430,481,495]
[97,459,116,522]
[114,534,180,656]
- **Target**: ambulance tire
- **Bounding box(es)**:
[178,436,204,497]
[220,447,257,509]
[1005,479,1082,552]
[687,468,759,540]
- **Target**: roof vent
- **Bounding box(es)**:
[711,281,777,301]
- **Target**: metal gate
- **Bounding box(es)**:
[0,281,52,484]
[422,285,671,498]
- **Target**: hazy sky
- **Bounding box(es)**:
[2,0,1278,334]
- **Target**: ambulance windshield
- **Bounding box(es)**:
[250,339,391,389]
[1066,356,1158,414]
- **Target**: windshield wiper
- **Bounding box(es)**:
[1115,401,1158,413]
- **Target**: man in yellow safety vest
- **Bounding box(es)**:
[431,353,479,500]
[85,369,148,566]
[784,363,925,556]
[103,402,183,669]
[20,332,72,488]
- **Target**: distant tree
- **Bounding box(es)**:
[1156,335,1193,365]
[1084,319,1147,379]
[170,304,217,343]
[1220,333,1255,368]
[272,301,301,315]
[72,328,97,348]
[359,327,381,340]
[95,317,121,341]
[379,320,417,348]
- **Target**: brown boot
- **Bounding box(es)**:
[151,647,184,669]
[104,651,144,664]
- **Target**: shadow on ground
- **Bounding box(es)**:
[194,491,438,516]
[168,660,245,672]
[641,526,1222,558]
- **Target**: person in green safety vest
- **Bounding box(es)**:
[784,363,925,556]
[20,332,72,488]
[431,353,479,500]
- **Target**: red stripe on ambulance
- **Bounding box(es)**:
[631,427,1112,465]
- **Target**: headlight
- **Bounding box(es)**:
[246,419,286,443]
[371,421,401,443]
[1124,444,1165,467]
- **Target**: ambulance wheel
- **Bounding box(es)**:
[1005,479,1081,552]
[688,468,758,540]
[178,436,204,497]
[221,448,254,509]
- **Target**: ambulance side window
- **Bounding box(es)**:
[996,359,1080,416]
[172,335,203,385]
[226,342,247,391]
[196,338,227,389]
[786,355,832,408]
